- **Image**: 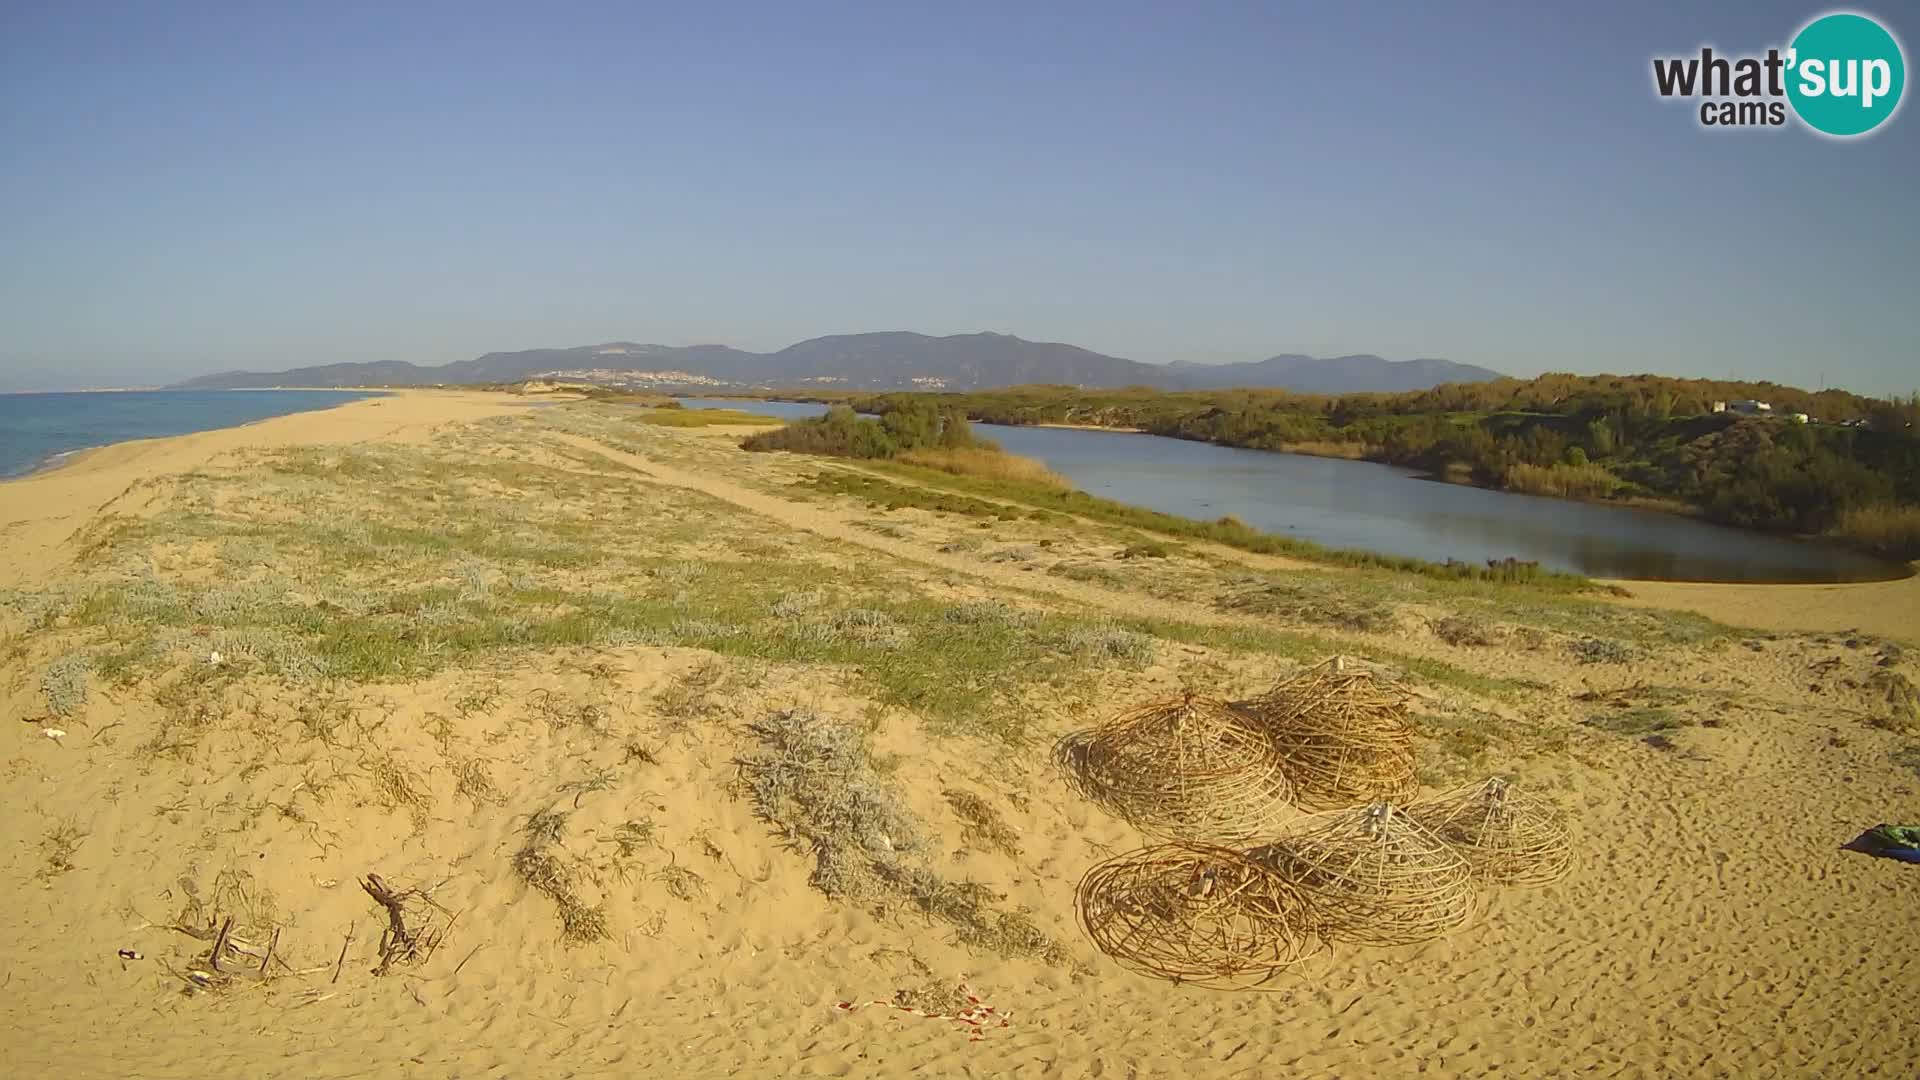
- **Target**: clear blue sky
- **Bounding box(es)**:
[2,1,1915,394]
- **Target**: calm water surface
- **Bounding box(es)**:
[0,389,385,478]
[680,398,1907,584]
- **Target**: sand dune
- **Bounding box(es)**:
[2,391,1915,1078]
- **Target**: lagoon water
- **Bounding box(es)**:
[0,390,383,478]
[682,398,1906,584]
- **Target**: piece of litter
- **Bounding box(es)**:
[42,728,65,741]
[208,651,226,667]
[118,949,143,960]
[835,978,1012,1043]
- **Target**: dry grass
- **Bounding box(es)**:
[1867,671,1919,732]
[603,818,658,862]
[945,789,1022,856]
[1277,440,1377,460]
[364,754,431,814]
[655,660,727,728]
[292,697,355,746]
[1830,505,1920,560]
[1502,462,1622,500]
[512,811,612,944]
[39,821,86,879]
[653,858,709,902]
[452,757,501,804]
[896,447,1071,490]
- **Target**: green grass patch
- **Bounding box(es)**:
[1583,707,1690,736]
[800,470,1025,520]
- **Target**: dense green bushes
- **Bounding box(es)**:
[741,400,980,459]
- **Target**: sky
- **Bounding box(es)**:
[1,1,1916,395]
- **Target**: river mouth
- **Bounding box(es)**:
[676,398,1913,585]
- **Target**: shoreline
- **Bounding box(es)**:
[1029,420,1146,434]
[0,444,105,483]
[0,389,533,588]
[0,387,395,483]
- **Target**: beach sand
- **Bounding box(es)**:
[1,391,1915,1079]
[1606,574,1920,644]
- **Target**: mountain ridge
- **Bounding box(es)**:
[171,332,1505,394]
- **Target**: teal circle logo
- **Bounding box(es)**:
[1787,12,1906,136]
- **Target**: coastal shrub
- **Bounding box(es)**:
[769,590,825,618]
[40,654,91,717]
[742,707,924,901]
[1049,620,1156,664]
[1430,614,1498,646]
[742,401,979,460]
[740,709,1063,962]
[1571,637,1635,664]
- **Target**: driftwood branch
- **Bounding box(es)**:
[358,873,452,977]
[207,916,234,973]
[332,923,355,984]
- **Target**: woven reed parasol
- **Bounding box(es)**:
[1238,658,1419,810]
[1250,803,1474,947]
[1075,843,1327,988]
[1052,695,1294,844]
[1404,777,1572,887]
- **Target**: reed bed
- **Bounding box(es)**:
[1404,777,1572,887]
[1075,843,1326,988]
[1053,695,1293,844]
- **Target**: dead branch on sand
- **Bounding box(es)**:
[359,873,453,975]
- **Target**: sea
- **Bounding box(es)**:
[0,390,385,478]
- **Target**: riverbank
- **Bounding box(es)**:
[1005,417,1919,567]
[3,397,1915,1078]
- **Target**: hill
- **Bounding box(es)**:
[170,333,1502,394]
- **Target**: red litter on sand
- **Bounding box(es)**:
[834,979,1012,1042]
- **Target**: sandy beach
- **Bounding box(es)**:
[2,390,1916,1079]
